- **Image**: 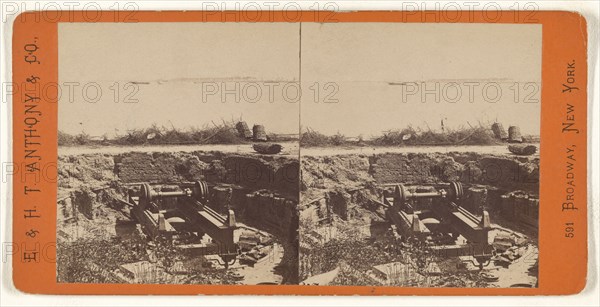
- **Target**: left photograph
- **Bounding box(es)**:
[56,23,300,285]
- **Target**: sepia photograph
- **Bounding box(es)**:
[298,23,541,287]
[55,21,541,288]
[56,22,300,285]
[4,2,596,304]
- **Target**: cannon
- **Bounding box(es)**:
[384,181,493,268]
[393,182,464,205]
[138,181,209,210]
[129,181,238,267]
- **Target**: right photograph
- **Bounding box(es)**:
[298,23,541,288]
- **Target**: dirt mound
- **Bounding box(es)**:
[479,156,539,191]
[115,152,210,183]
[301,152,539,204]
[60,151,298,197]
[301,155,373,192]
[58,154,117,194]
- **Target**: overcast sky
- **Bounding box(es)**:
[59,22,301,137]
[59,22,541,137]
[301,23,541,137]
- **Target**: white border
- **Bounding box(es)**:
[1,1,598,306]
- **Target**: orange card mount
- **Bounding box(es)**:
[11,10,587,295]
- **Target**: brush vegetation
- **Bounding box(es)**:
[301,125,511,147]
[59,122,297,146]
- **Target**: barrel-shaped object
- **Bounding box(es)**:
[491,123,508,140]
[253,124,267,142]
[236,121,253,139]
[508,126,523,143]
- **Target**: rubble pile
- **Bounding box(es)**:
[237,230,275,266]
[300,149,539,288]
[492,232,529,267]
[57,150,299,285]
